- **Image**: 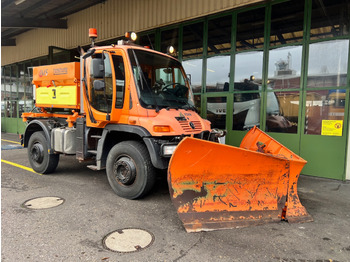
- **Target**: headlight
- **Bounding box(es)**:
[161,144,177,157]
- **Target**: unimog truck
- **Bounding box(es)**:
[21,29,312,232]
[21,30,219,200]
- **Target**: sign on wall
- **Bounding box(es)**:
[321,120,343,136]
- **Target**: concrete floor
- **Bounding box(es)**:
[1,132,350,262]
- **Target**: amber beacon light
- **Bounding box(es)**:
[89,28,98,46]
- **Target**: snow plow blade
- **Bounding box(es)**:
[240,126,313,223]
[168,127,312,232]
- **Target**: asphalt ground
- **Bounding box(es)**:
[1,132,350,262]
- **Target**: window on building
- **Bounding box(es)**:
[265,45,303,133]
[193,94,201,115]
[270,0,305,46]
[233,51,263,130]
[207,15,232,55]
[9,66,18,118]
[310,0,350,40]
[206,55,230,92]
[304,89,346,135]
[138,33,155,49]
[182,22,204,94]
[18,64,25,116]
[207,96,227,129]
[1,67,7,118]
[236,7,265,51]
[266,90,300,133]
[235,51,263,83]
[268,45,303,89]
[24,63,33,109]
[51,48,71,64]
[307,40,349,88]
[183,59,203,94]
[183,22,204,59]
[161,28,179,57]
[305,38,349,135]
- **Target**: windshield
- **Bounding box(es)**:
[128,49,195,111]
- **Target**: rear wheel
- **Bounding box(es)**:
[28,131,59,174]
[106,141,156,199]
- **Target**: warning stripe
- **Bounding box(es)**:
[1,159,41,175]
[1,139,21,145]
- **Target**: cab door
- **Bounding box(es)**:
[85,50,127,126]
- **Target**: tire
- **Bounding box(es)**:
[28,131,59,174]
[106,141,156,199]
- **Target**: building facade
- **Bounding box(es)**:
[1,0,350,180]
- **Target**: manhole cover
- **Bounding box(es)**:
[103,228,155,253]
[22,196,64,209]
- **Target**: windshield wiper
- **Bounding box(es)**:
[165,106,179,110]
[182,104,198,113]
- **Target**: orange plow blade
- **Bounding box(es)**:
[168,127,312,232]
[240,127,313,223]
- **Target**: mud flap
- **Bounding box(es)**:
[168,127,312,232]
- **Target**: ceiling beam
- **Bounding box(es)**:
[2,17,67,29]
[1,39,16,46]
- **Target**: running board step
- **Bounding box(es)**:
[87,150,97,155]
[87,165,105,171]
[87,165,98,171]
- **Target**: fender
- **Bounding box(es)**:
[95,124,168,170]
[22,119,54,153]
[104,123,151,137]
[94,124,151,170]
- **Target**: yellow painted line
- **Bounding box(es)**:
[1,159,41,175]
[1,139,21,145]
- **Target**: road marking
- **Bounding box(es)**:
[1,159,41,175]
[1,144,23,150]
[1,139,21,145]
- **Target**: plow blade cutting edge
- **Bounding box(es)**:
[167,127,312,232]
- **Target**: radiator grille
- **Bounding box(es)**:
[179,120,202,133]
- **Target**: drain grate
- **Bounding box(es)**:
[22,196,65,209]
[103,228,155,253]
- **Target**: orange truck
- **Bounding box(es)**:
[21,29,311,232]
[22,30,215,200]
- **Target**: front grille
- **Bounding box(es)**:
[179,120,202,133]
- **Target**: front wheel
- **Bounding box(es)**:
[28,131,59,174]
[106,141,156,199]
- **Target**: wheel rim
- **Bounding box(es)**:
[113,156,137,186]
[31,142,44,164]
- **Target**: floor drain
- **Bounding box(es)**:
[103,228,155,253]
[22,196,64,209]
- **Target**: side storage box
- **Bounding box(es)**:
[33,62,80,109]
[51,128,76,154]
[36,85,79,108]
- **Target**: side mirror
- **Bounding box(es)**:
[82,48,95,59]
[93,79,105,91]
[92,58,104,78]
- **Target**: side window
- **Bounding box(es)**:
[112,55,125,108]
[89,54,113,113]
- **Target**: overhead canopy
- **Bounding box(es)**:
[1,0,106,46]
